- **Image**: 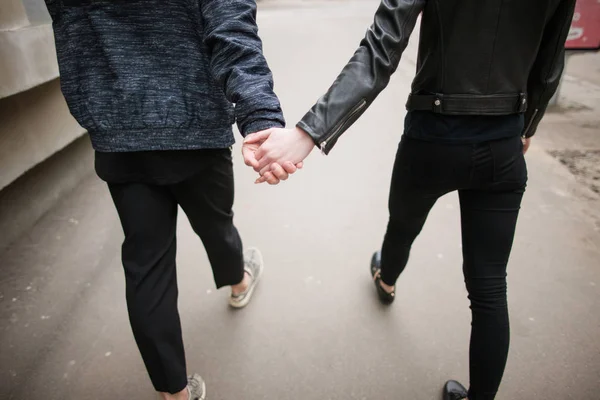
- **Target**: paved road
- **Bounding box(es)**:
[1,2,600,399]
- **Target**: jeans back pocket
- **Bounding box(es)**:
[490,136,528,188]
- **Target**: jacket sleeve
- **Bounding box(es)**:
[297,0,426,155]
[201,0,285,137]
[523,0,576,138]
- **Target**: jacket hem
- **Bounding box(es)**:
[90,127,236,152]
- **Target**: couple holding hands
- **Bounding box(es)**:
[44,0,574,399]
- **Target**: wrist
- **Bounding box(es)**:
[294,126,315,147]
[243,119,285,137]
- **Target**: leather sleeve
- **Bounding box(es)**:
[523,0,576,138]
[297,0,426,154]
[201,0,285,136]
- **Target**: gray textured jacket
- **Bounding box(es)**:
[44,0,285,152]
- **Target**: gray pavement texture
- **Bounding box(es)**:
[1,1,600,399]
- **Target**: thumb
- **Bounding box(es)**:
[255,142,269,163]
[241,145,259,168]
[244,129,273,144]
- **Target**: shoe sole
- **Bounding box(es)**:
[229,248,264,309]
[199,381,207,400]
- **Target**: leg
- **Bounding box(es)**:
[380,191,438,286]
[171,150,245,289]
[380,138,452,286]
[459,185,525,400]
[108,183,187,394]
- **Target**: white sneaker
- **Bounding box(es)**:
[187,374,206,400]
[229,247,264,309]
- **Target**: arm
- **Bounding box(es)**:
[297,0,426,154]
[201,0,285,136]
[522,0,576,138]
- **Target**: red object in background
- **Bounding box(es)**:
[566,0,600,50]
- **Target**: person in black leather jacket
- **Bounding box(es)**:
[243,0,576,399]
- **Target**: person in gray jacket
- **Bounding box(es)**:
[44,1,298,399]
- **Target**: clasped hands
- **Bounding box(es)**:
[241,126,316,185]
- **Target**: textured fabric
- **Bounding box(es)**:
[44,0,285,152]
[381,135,527,400]
[404,111,524,144]
[108,151,244,392]
[95,149,231,184]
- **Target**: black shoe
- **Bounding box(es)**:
[370,251,395,304]
[443,380,468,400]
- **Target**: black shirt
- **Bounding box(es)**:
[95,149,231,185]
[404,111,524,143]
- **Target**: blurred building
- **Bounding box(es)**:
[0,0,91,250]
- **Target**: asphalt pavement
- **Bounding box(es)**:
[1,2,599,399]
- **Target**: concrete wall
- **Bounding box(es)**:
[0,0,89,248]
[0,0,29,30]
[0,80,86,190]
[0,136,94,251]
[0,24,59,99]
[0,0,59,99]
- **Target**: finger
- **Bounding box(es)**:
[254,145,269,163]
[258,154,278,172]
[244,130,272,144]
[253,149,273,172]
[244,129,272,144]
[256,172,274,184]
[271,163,289,181]
[282,161,297,174]
[296,162,304,169]
[522,138,531,154]
[255,159,271,174]
[259,164,272,176]
[264,172,280,185]
[241,147,259,168]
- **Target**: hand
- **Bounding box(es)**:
[522,137,532,154]
[242,131,304,185]
[245,127,315,184]
[257,161,304,185]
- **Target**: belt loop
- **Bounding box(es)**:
[518,93,527,113]
[433,94,444,113]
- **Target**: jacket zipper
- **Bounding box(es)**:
[522,108,539,137]
[320,99,367,153]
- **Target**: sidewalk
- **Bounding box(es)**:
[536,50,600,228]
[0,2,599,399]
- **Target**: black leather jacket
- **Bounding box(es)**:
[298,0,576,154]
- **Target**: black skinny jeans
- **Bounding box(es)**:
[380,135,527,400]
[108,150,244,394]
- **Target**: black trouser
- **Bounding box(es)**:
[380,135,527,400]
[108,151,244,394]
